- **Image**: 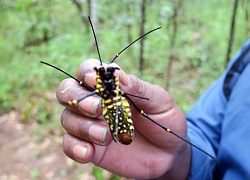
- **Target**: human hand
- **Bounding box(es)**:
[56,59,191,179]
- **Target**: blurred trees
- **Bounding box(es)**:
[0,0,249,117]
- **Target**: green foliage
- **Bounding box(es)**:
[91,166,122,180]
[29,169,40,179]
[92,166,104,180]
[110,174,122,180]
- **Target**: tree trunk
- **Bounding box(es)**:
[225,0,239,67]
[71,0,89,27]
[165,0,183,89]
[241,0,249,37]
[139,0,146,74]
[125,2,133,45]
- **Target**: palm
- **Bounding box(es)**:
[89,79,187,178]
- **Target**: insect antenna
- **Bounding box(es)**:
[88,16,103,66]
[110,26,161,63]
[124,93,149,100]
[40,61,93,91]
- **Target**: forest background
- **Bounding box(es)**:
[0,0,249,179]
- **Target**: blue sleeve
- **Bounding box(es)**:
[187,40,250,179]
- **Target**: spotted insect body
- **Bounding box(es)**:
[94,66,134,144]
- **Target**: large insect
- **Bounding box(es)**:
[41,16,218,163]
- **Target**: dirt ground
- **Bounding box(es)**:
[0,111,131,180]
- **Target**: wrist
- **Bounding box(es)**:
[158,143,191,180]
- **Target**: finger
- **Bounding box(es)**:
[119,74,187,148]
[62,133,95,163]
[56,78,102,118]
[76,59,100,88]
[61,108,113,146]
[121,74,175,114]
[131,102,187,149]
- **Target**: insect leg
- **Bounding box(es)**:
[124,94,219,164]
[67,91,97,106]
[124,92,150,100]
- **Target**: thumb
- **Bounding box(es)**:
[120,74,175,114]
[119,71,187,148]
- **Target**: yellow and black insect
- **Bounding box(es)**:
[41,16,218,163]
[94,66,135,144]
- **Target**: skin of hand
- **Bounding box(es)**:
[56,59,191,180]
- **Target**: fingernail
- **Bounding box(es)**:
[79,96,100,115]
[73,144,88,162]
[89,124,108,143]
